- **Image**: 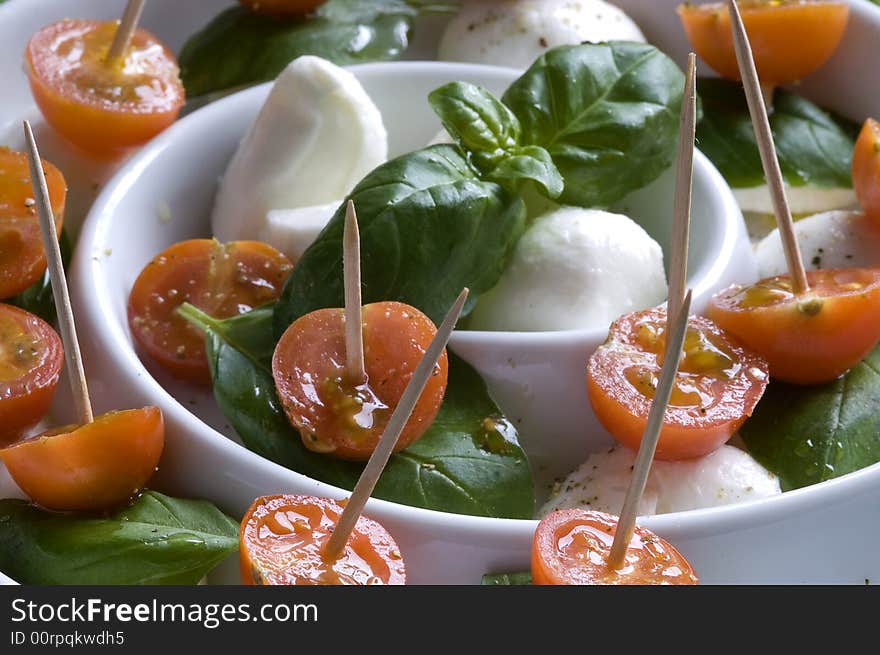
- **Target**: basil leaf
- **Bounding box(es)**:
[502,42,685,208]
[482,572,533,585]
[273,144,526,332]
[429,82,563,198]
[429,81,522,168]
[179,0,419,98]
[186,305,535,519]
[696,78,858,189]
[7,228,73,324]
[740,344,880,491]
[0,492,238,585]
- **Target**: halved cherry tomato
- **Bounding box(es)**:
[707,268,880,384]
[587,307,769,460]
[240,494,406,585]
[677,1,849,85]
[0,406,164,512]
[853,118,880,225]
[0,147,66,299]
[0,304,63,445]
[25,19,185,157]
[239,0,325,16]
[128,239,292,384]
[272,301,447,460]
[532,509,698,585]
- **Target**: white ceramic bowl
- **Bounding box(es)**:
[10,0,880,585]
[70,59,754,583]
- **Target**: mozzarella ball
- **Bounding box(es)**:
[438,0,645,69]
[262,202,340,264]
[541,445,781,517]
[212,56,387,244]
[468,207,667,331]
[756,210,880,278]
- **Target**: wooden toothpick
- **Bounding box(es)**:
[667,53,697,328]
[23,121,93,425]
[323,288,469,560]
[727,0,808,294]
[343,200,366,384]
[106,0,147,66]
[607,290,692,571]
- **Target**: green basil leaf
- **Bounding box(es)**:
[429,81,522,168]
[0,492,238,585]
[740,344,880,491]
[186,305,534,519]
[696,78,858,189]
[273,144,526,332]
[429,82,563,198]
[502,42,685,208]
[7,228,73,324]
[485,145,564,198]
[481,571,533,585]
[179,0,418,98]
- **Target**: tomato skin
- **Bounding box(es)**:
[532,509,698,585]
[587,307,769,461]
[0,407,164,512]
[0,148,66,299]
[240,494,406,585]
[678,1,849,85]
[853,118,880,225]
[273,301,447,460]
[128,239,292,384]
[0,304,63,445]
[239,0,326,17]
[25,20,185,157]
[707,269,880,385]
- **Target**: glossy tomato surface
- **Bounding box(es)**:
[853,118,880,225]
[678,1,848,85]
[708,269,880,384]
[0,304,63,445]
[240,494,406,585]
[25,19,185,156]
[0,406,164,511]
[0,147,66,299]
[588,307,769,460]
[128,239,292,384]
[273,301,447,460]
[532,509,698,585]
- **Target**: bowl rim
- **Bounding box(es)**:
[72,59,880,540]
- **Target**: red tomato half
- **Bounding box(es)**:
[272,301,447,460]
[128,239,292,384]
[853,118,880,225]
[240,494,406,585]
[587,307,769,460]
[678,1,849,85]
[1,406,164,512]
[0,304,63,445]
[708,269,880,384]
[532,509,698,585]
[25,19,185,156]
[0,147,66,299]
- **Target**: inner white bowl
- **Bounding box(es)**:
[70,58,880,585]
[70,60,755,497]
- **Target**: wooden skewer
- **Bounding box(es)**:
[106,0,147,66]
[343,200,366,384]
[667,53,697,328]
[323,287,469,560]
[726,0,808,294]
[23,121,94,425]
[607,290,692,570]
